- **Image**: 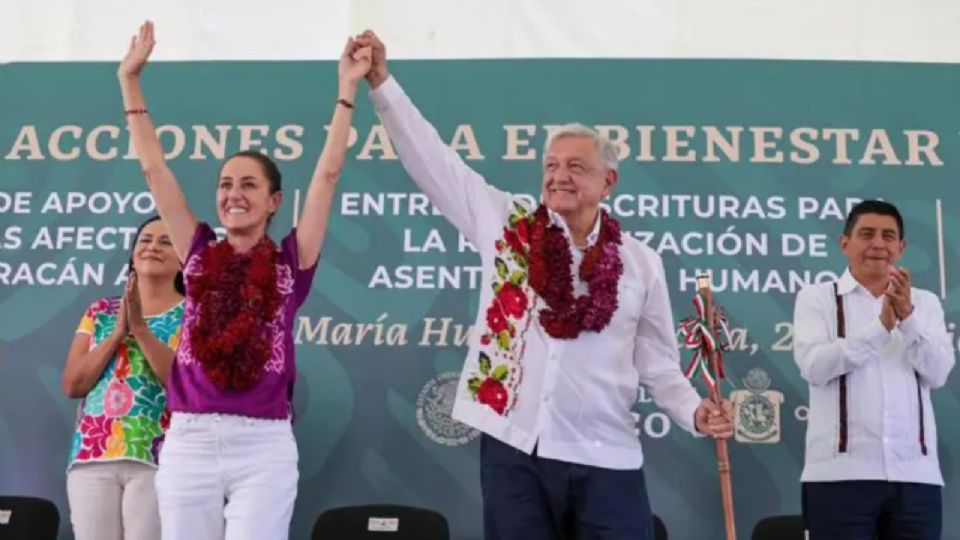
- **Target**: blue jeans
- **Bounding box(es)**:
[481,435,654,540]
[802,481,942,540]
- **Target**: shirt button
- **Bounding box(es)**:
[543,395,550,403]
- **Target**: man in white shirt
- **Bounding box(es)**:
[355,31,733,539]
[794,200,954,540]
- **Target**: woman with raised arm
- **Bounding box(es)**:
[117,21,370,540]
[63,215,185,540]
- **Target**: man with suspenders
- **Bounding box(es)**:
[793,200,954,540]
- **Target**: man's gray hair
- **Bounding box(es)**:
[542,123,619,172]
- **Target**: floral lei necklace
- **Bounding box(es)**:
[189,236,282,390]
[527,205,623,339]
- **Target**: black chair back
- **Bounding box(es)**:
[653,513,668,540]
[0,496,60,540]
[752,514,806,540]
[312,505,449,540]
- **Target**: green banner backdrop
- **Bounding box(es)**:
[1,59,959,539]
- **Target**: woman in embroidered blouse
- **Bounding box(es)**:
[117,21,369,540]
[62,215,185,540]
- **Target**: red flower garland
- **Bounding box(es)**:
[189,237,282,390]
[527,206,623,339]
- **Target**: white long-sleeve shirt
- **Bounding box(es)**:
[370,76,702,470]
[794,268,955,485]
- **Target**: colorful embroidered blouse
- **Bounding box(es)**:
[68,297,184,469]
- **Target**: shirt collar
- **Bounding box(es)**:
[836,267,860,295]
[545,207,602,247]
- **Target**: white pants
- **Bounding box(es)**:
[154,413,299,540]
[66,461,161,540]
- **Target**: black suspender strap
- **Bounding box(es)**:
[834,281,927,455]
[834,282,848,454]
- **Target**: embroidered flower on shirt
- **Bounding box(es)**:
[127,376,166,422]
[103,381,135,418]
[468,352,511,415]
[276,264,295,295]
[476,378,509,414]
[178,304,199,366]
[265,319,286,374]
[485,303,511,336]
[497,283,528,318]
[104,418,127,458]
[151,437,163,463]
[114,345,132,380]
[76,415,113,460]
[122,416,164,463]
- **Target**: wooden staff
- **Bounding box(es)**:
[697,273,737,540]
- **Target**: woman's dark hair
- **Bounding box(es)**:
[221,150,283,226]
[225,150,282,193]
[128,215,185,295]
